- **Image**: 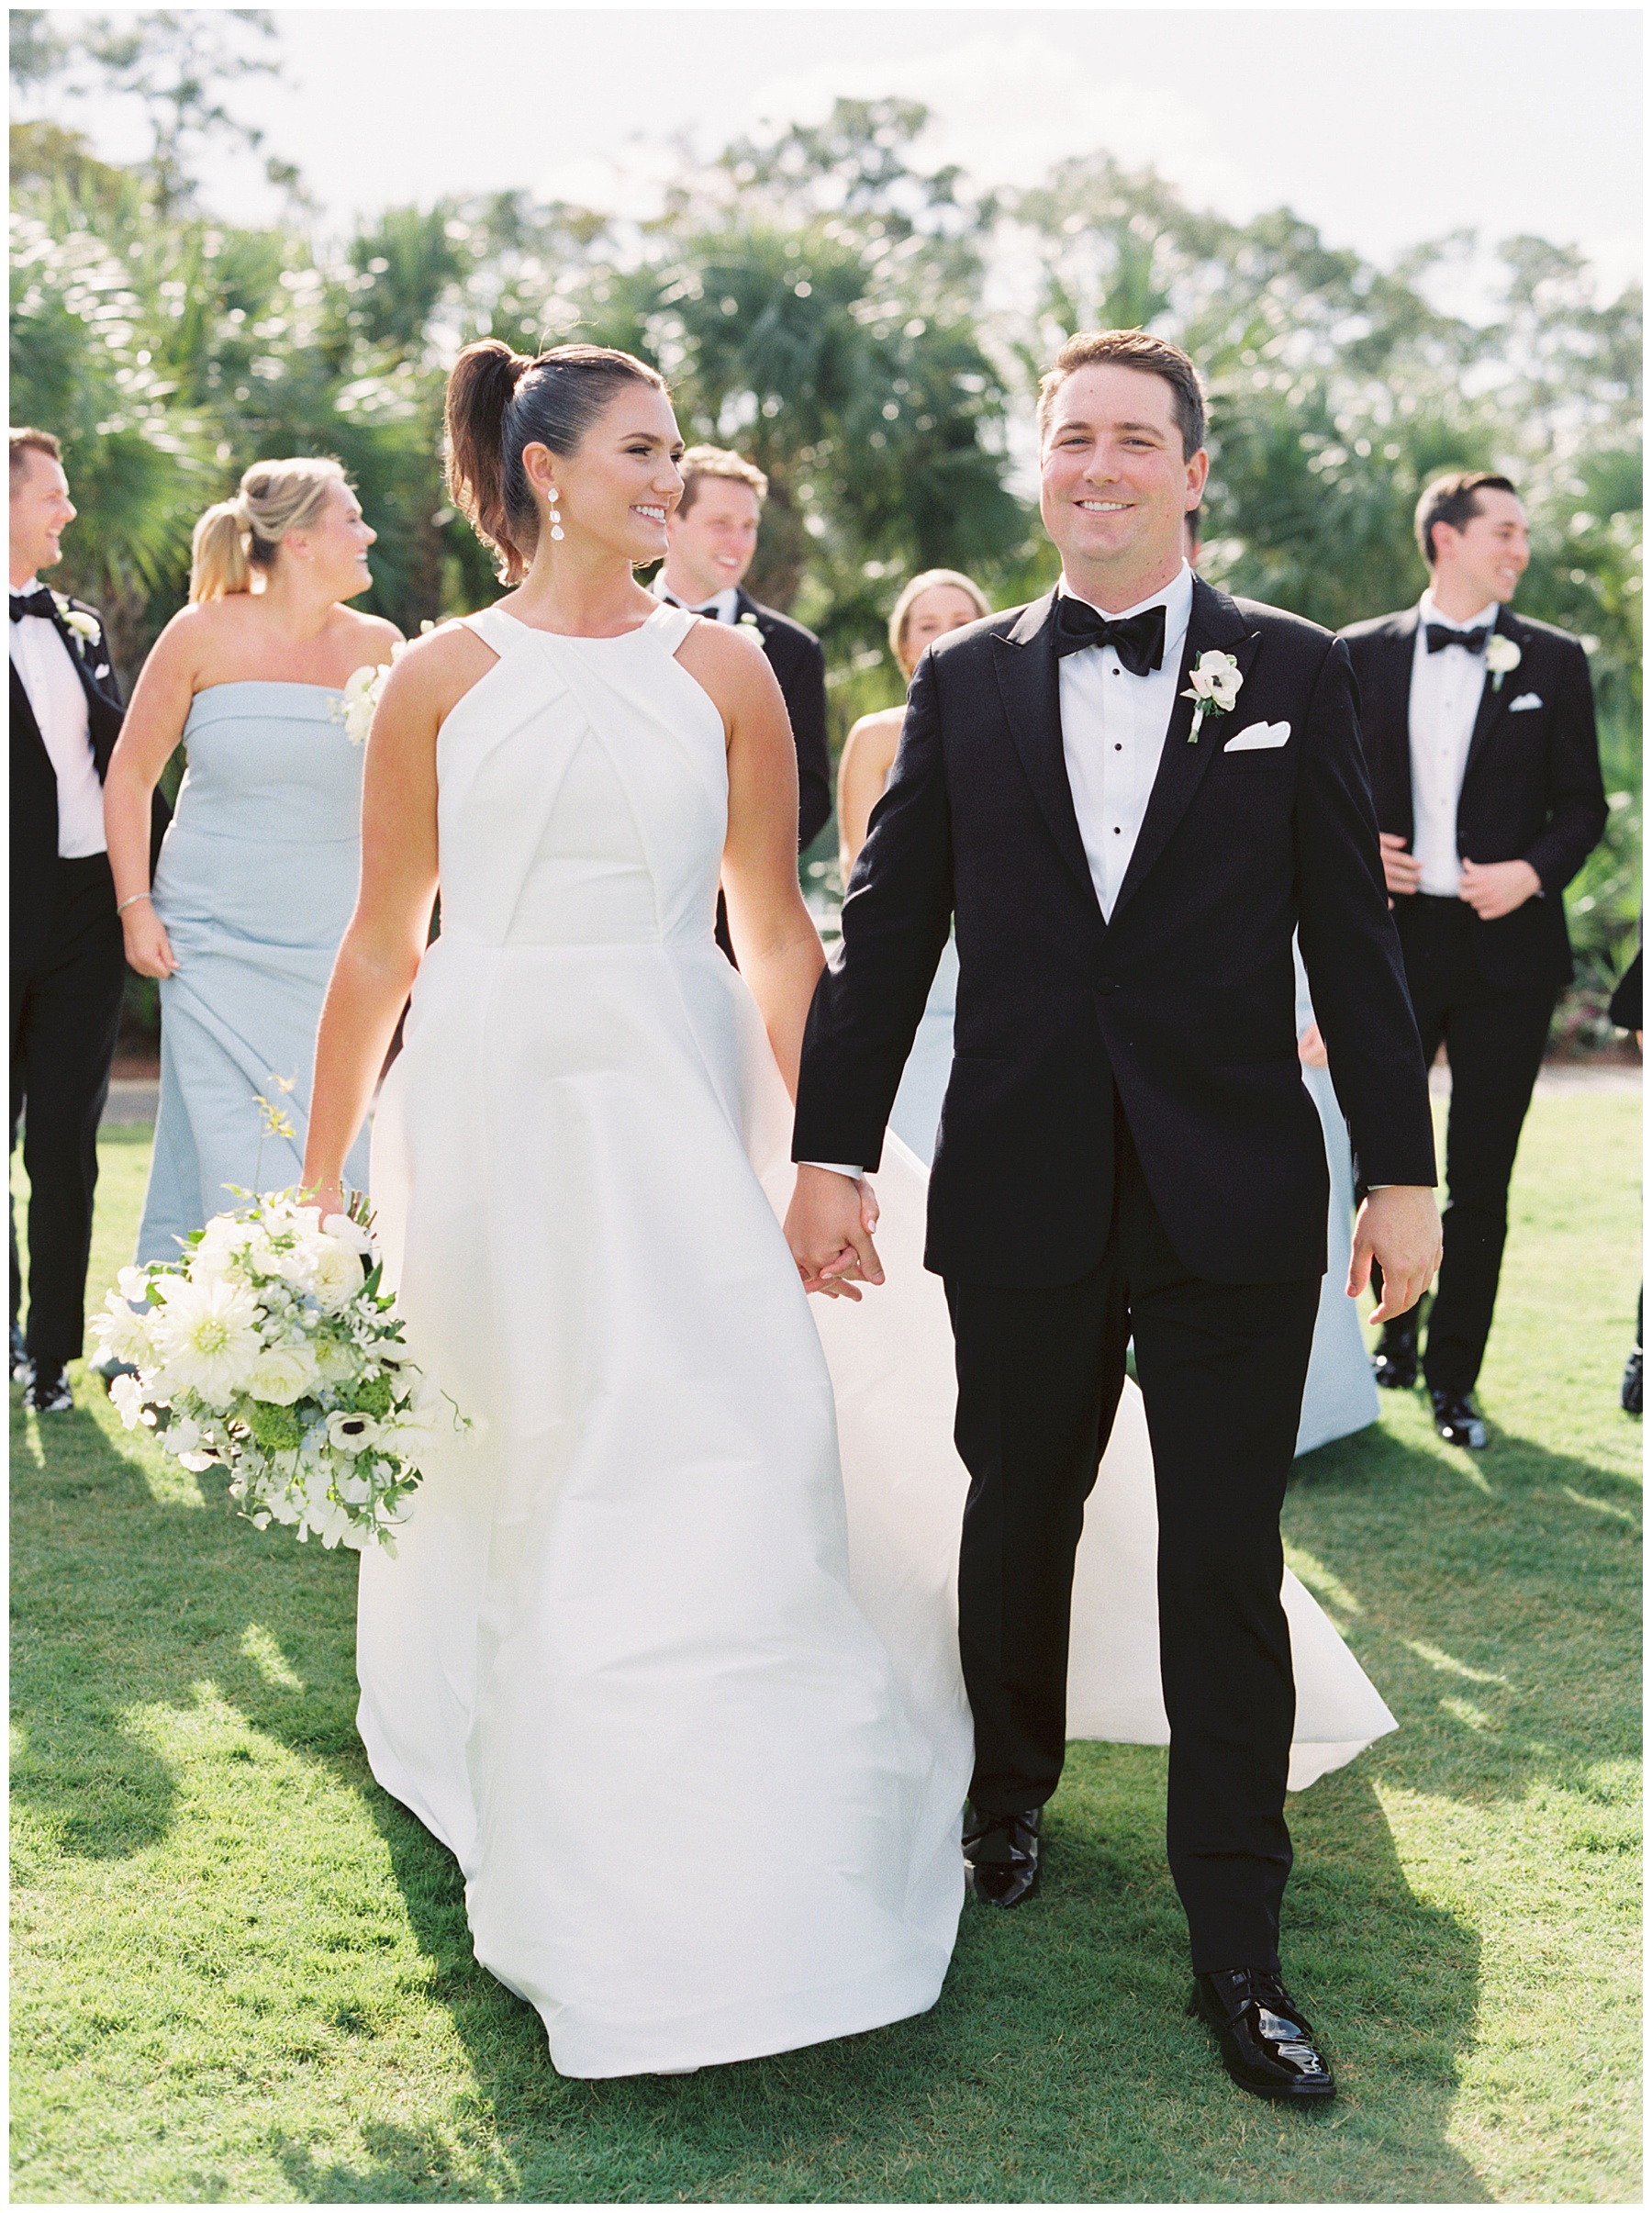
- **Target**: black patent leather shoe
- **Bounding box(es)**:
[1371,1330,1419,1389]
[1431,1389,1487,1448]
[963,1805,1041,1907]
[1191,1968,1336,2100]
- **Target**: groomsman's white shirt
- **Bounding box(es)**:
[1057,561,1194,921]
[805,564,1197,1180]
[1408,590,1498,897]
[9,580,106,856]
[653,578,740,623]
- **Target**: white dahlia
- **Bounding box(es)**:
[151,1276,263,1403]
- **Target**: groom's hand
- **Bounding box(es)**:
[1348,1185,1443,1322]
[785,1167,885,1300]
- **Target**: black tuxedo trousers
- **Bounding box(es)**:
[948,1098,1319,1974]
[10,855,126,1366]
[1380,898,1554,1395]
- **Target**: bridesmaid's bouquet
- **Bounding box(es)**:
[92,1191,471,1553]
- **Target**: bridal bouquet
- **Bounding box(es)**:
[92,1191,471,1552]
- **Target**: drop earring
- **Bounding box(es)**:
[547,490,564,543]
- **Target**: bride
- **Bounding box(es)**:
[299,340,973,2079]
[301,338,1395,2081]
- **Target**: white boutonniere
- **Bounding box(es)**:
[335,620,435,744]
[1181,650,1244,741]
[54,598,101,651]
[737,610,765,642]
[1484,632,1521,692]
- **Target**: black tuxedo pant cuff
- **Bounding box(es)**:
[10,855,125,1367]
[945,1111,1319,1973]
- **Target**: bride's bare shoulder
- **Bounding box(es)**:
[378,615,498,726]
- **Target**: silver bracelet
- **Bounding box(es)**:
[116,891,153,915]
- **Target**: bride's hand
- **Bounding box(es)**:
[305,1176,348,1223]
[785,1168,885,1300]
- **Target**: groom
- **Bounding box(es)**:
[787,330,1441,2101]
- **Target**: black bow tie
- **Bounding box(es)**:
[663,592,725,620]
[1425,622,1490,655]
[10,587,58,623]
[1054,596,1166,676]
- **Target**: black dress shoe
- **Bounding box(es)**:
[1430,1389,1487,1448]
[1191,1968,1335,2100]
[1371,1330,1418,1389]
[1621,1346,1642,1415]
[962,1805,1041,1907]
[24,1364,73,1414]
[11,1323,31,1386]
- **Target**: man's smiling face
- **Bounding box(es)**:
[1039,363,1205,589]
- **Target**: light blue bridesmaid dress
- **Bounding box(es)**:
[135,682,370,1265]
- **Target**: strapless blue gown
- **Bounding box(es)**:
[136,681,370,1265]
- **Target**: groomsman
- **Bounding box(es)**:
[653,446,832,892]
[9,429,156,1411]
[1342,473,1607,1447]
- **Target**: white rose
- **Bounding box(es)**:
[309,1235,367,1312]
[1484,633,1521,688]
[247,1343,318,1405]
[313,1335,360,1384]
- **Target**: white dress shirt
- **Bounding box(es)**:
[1058,562,1195,921]
[1408,591,1497,897]
[653,577,740,623]
[10,580,106,857]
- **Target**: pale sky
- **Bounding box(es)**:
[23,4,1644,307]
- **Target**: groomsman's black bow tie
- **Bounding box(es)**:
[1054,596,1166,676]
[662,591,724,620]
[10,587,58,622]
[1425,622,1490,654]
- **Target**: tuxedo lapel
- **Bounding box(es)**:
[1458,606,1520,796]
[1108,577,1257,924]
[990,590,1099,912]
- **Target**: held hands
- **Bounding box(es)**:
[1457,856,1542,921]
[784,1165,884,1300]
[1348,1185,1443,1324]
[121,896,181,979]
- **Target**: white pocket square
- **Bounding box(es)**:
[1223,720,1291,752]
[1509,692,1543,712]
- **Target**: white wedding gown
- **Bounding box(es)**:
[360,599,1394,2081]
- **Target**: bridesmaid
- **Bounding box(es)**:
[837,570,989,1163]
[103,459,399,1265]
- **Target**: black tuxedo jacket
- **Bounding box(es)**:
[794,578,1436,1288]
[733,587,832,851]
[1339,603,1607,993]
[10,594,168,970]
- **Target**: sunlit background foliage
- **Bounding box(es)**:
[10,10,1640,1032]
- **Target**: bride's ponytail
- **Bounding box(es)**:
[445,338,538,584]
[444,336,669,583]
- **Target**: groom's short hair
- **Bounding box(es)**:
[1414,471,1520,566]
[1037,331,1206,459]
[676,446,769,519]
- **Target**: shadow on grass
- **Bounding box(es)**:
[17,1382,1636,2199]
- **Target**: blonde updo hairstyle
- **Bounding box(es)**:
[189,455,349,602]
[444,337,668,583]
[888,567,991,675]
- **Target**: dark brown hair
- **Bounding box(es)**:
[9,426,62,486]
[444,339,667,582]
[1413,471,1520,566]
[1036,330,1207,460]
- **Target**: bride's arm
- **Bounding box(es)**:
[698,630,825,1101]
[300,634,467,1216]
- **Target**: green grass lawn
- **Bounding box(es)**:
[11,1093,1642,2204]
